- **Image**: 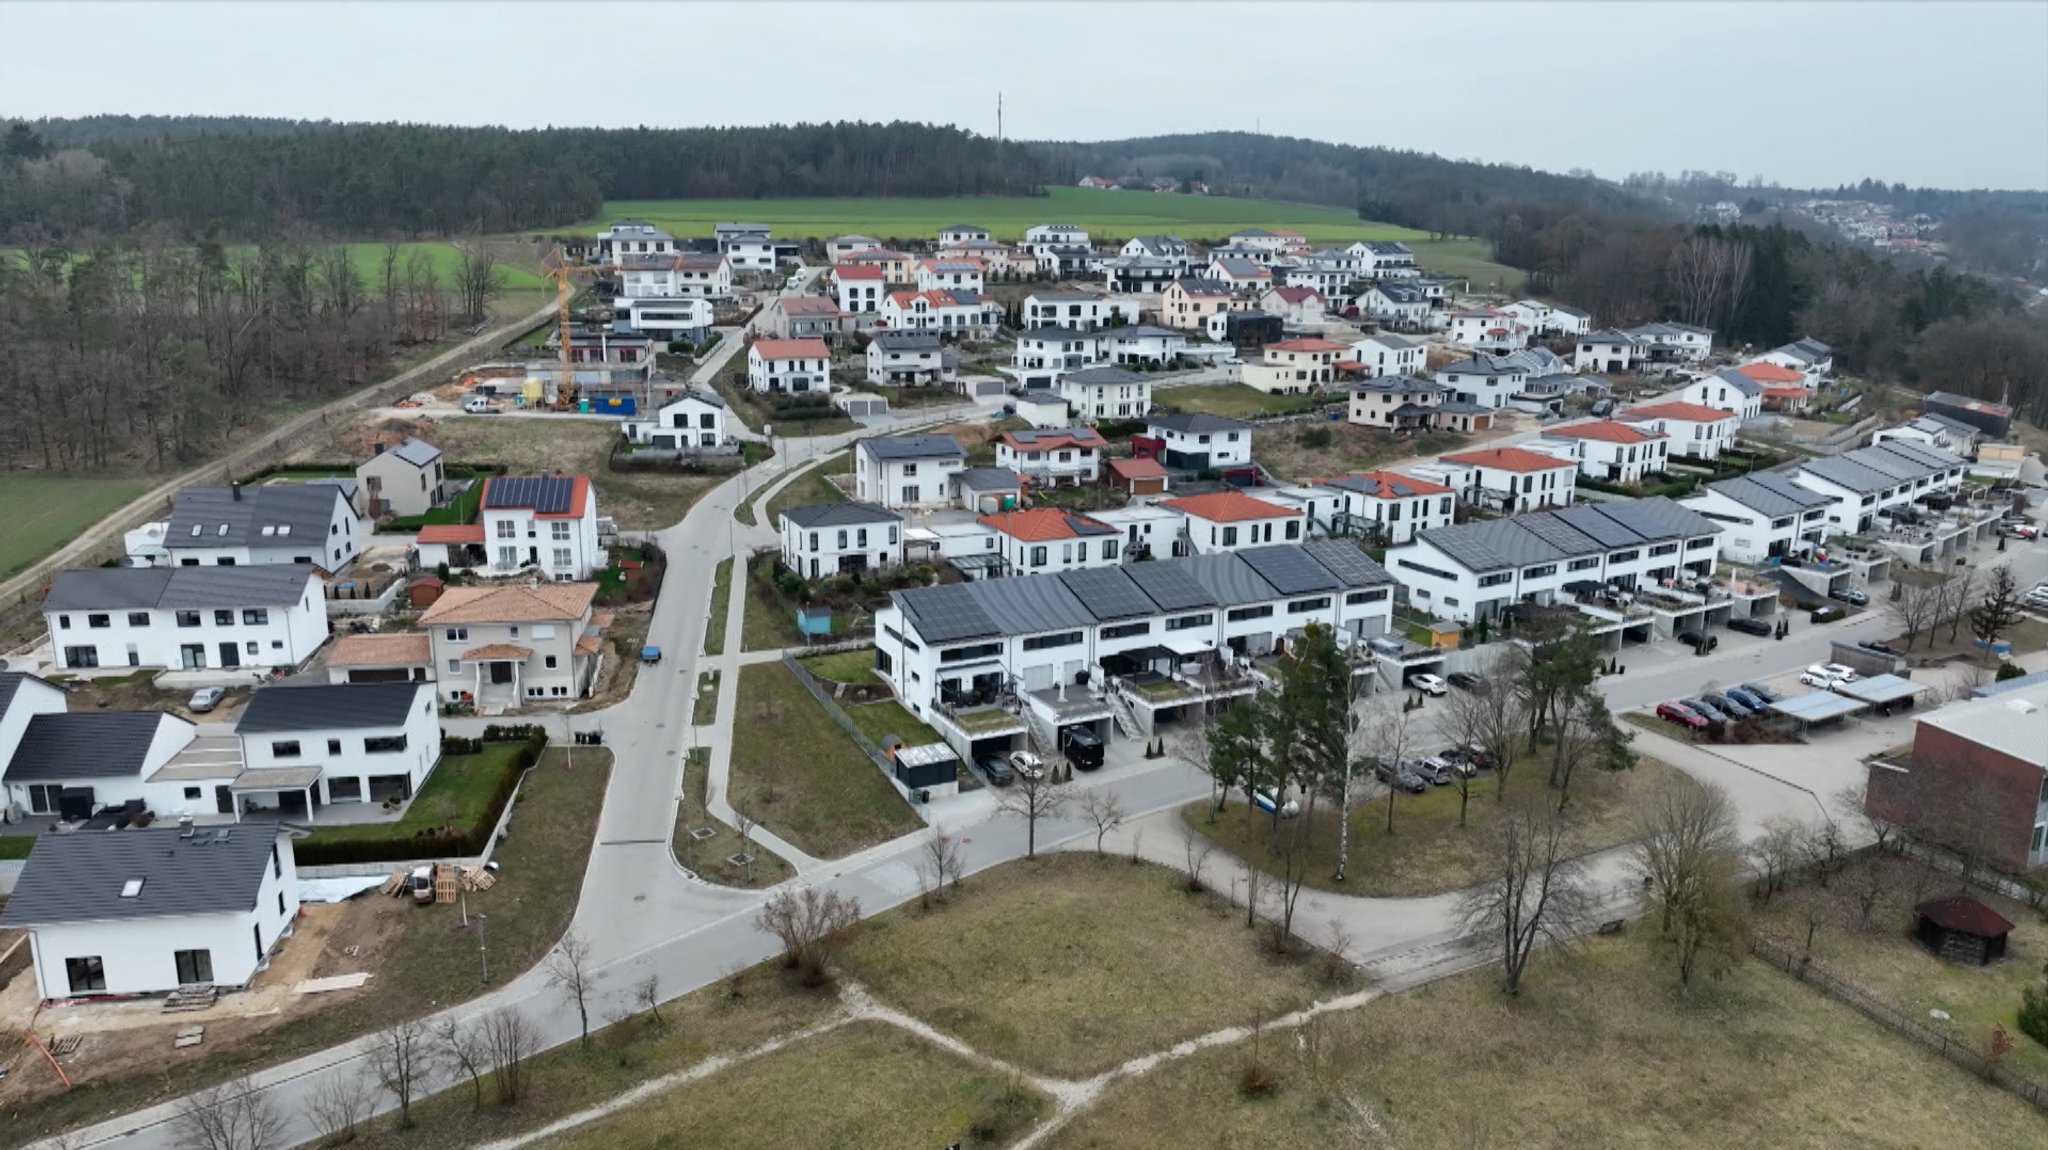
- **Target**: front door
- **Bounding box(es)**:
[181,644,206,669]
[490,660,514,686]
[218,642,240,669]
[215,785,234,814]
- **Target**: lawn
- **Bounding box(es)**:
[841,854,1330,1078]
[692,669,721,726]
[1155,383,1331,421]
[1883,614,2048,660]
[386,477,482,530]
[545,1021,1048,1150]
[1253,423,1472,484]
[798,647,879,684]
[1045,935,2048,1150]
[702,556,734,657]
[1405,235,1525,293]
[727,663,922,859]
[0,475,150,580]
[742,552,807,651]
[297,742,526,848]
[763,452,852,529]
[1756,852,2048,1081]
[323,242,552,293]
[708,373,862,438]
[673,747,793,889]
[0,837,35,860]
[1186,754,1692,897]
[840,699,942,748]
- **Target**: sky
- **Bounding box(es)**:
[4,1,2045,191]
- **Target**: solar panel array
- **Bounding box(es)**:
[1236,546,1340,595]
[899,583,999,642]
[484,476,575,514]
[1550,504,1643,549]
[1413,497,1721,576]
[1057,568,1156,620]
[1299,538,1393,587]
[1122,563,1218,612]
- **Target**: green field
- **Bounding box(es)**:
[0,476,151,580]
[224,242,553,293]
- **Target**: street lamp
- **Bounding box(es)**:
[477,913,491,984]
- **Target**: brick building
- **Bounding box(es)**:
[1866,681,2048,872]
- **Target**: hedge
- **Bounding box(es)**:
[294,730,547,867]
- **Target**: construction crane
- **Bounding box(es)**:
[538,245,678,410]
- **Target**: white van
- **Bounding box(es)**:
[462,396,496,414]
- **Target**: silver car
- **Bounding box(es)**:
[188,687,226,713]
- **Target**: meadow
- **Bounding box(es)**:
[0,475,151,580]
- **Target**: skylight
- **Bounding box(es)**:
[119,879,145,898]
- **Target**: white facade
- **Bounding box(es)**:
[620,254,731,300]
[1444,309,1532,351]
[915,260,986,293]
[1056,367,1153,421]
[1013,329,1110,376]
[621,297,714,341]
[1024,223,1090,250]
[1431,450,1577,514]
[480,484,602,581]
[834,268,886,314]
[1163,494,1310,555]
[981,513,1124,576]
[780,508,903,581]
[624,393,730,450]
[1499,300,1590,337]
[1618,403,1739,461]
[1678,374,1765,422]
[1435,360,1528,410]
[724,238,776,273]
[1348,335,1426,379]
[48,569,328,674]
[1259,287,1328,324]
[938,225,990,245]
[994,431,1105,484]
[1022,293,1136,331]
[747,341,831,394]
[1388,514,1723,625]
[1316,473,1456,545]
[1679,483,1830,565]
[879,291,1000,337]
[422,584,600,706]
[854,438,966,511]
[1573,332,1643,373]
[236,685,439,807]
[1145,417,1253,470]
[1538,424,1670,484]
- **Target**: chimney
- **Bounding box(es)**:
[374,442,385,455]
[230,483,242,502]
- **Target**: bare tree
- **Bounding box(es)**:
[755,885,862,985]
[1935,565,1981,644]
[1748,818,1805,904]
[995,769,1072,859]
[1079,788,1127,855]
[1633,781,1747,989]
[432,1015,487,1111]
[452,240,503,326]
[368,1018,431,1129]
[545,932,597,1050]
[172,1076,287,1150]
[306,1071,374,1146]
[922,829,967,891]
[1888,571,1945,650]
[1833,780,1897,856]
[1455,799,1592,995]
[1364,697,1418,836]
[1240,857,1265,931]
[1180,821,1217,893]
[1670,233,1754,330]
[481,1007,536,1106]
[1437,677,1521,827]
[635,972,664,1026]
[1171,707,1231,817]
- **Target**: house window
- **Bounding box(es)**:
[551,522,571,541]
[27,784,64,815]
[183,786,203,800]
[87,613,110,629]
[271,741,302,759]
[65,956,107,994]
[553,548,573,569]
[128,612,150,626]
[174,949,214,985]
[496,520,517,539]
[447,659,462,674]
[545,655,559,669]
[901,485,918,503]
[63,646,99,669]
[245,641,259,655]
[1030,546,1048,567]
[498,546,519,568]
[445,627,468,642]
[214,609,234,626]
[243,609,268,625]
[56,614,70,630]
[365,735,408,754]
[327,739,342,755]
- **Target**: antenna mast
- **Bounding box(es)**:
[998,92,1004,142]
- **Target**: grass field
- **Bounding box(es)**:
[764,452,852,528]
[1045,935,2048,1150]
[841,855,1330,1078]
[673,747,793,889]
[297,742,525,848]
[0,476,150,580]
[841,699,941,748]
[743,552,806,651]
[266,242,554,293]
[799,648,879,684]
[727,663,922,859]
[703,556,735,657]
[1155,383,1331,420]
[1253,423,1474,484]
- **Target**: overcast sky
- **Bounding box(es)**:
[4,1,2044,190]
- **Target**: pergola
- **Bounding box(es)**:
[230,766,324,821]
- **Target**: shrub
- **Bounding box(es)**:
[1298,427,1335,449]
[2019,965,2048,1047]
[1996,660,2026,682]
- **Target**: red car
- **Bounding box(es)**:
[1656,701,1708,730]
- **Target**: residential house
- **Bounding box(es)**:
[1864,680,2048,872]
[1347,241,1419,278]
[1106,456,1171,497]
[126,484,362,572]
[1341,375,1503,434]
[479,475,602,581]
[827,234,883,262]
[0,690,195,819]
[421,581,603,706]
[1162,491,1308,554]
[1208,308,1286,351]
[1872,413,1981,457]
[1355,282,1432,328]
[980,509,1123,576]
[1259,286,1326,325]
[234,681,439,811]
[0,827,300,999]
[1012,326,1111,379]
[833,264,888,314]
[780,503,904,580]
[1624,321,1714,364]
[1141,414,1253,471]
[45,565,327,673]
[1444,307,1532,352]
[620,297,713,343]
[596,220,677,263]
[879,290,1001,338]
[1035,244,1110,279]
[1499,300,1591,337]
[1573,329,1643,373]
[1433,447,1578,513]
[917,258,986,294]
[1347,334,1426,379]
[1679,369,1765,421]
[954,467,1024,515]
[1056,365,1154,421]
[854,435,967,511]
[1317,471,1455,545]
[1758,336,1834,385]
[938,224,990,246]
[867,332,955,386]
[1283,262,1355,299]
[1790,441,1967,535]
[622,390,730,450]
[618,252,731,300]
[715,223,776,273]
[1024,223,1090,251]
[1538,420,1671,485]
[995,428,1107,486]
[1243,338,1348,394]
[1077,176,1117,189]
[1679,473,1832,564]
[1227,228,1308,255]
[324,632,434,686]
[1103,257,1181,295]
[1435,355,1529,410]
[1206,257,1272,297]
[1120,235,1194,271]
[1023,291,1137,331]
[1384,498,1723,624]
[1617,401,1740,461]
[355,437,447,520]
[759,297,849,345]
[1109,325,1191,366]
[1160,277,1237,331]
[747,338,832,394]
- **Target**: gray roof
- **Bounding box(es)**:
[1018,326,1107,342]
[870,332,942,352]
[1709,368,1765,397]
[957,467,1023,491]
[781,501,902,529]
[857,434,964,462]
[1366,283,1429,304]
[1411,497,1721,574]
[386,437,442,468]
[1774,337,1832,364]
[1702,472,1832,518]
[1179,554,1285,606]
[4,711,177,783]
[1147,413,1252,434]
[1798,455,1899,495]
[1172,277,1233,296]
[1799,442,1962,494]
[235,681,428,734]
[1357,333,1423,350]
[940,224,986,232]
[1298,538,1395,587]
[44,565,318,613]
[660,387,726,410]
[1581,328,1641,345]
[0,826,285,927]
[1028,291,1105,303]
[165,485,345,551]
[963,576,1097,637]
[1350,375,1447,396]
[1437,355,1524,378]
[1901,413,1978,439]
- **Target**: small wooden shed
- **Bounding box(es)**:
[1914,896,2014,966]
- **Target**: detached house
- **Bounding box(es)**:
[1355,282,1432,327]
[1679,472,1833,565]
[479,475,602,581]
[1142,413,1253,471]
[1539,420,1671,485]
[45,565,328,673]
[1618,401,1740,461]
[1012,326,1111,379]
[828,234,883,262]
[597,220,677,263]
[780,503,903,580]
[622,389,730,450]
[747,338,832,394]
[1161,277,1237,331]
[1758,337,1834,386]
[1243,338,1349,395]
[1434,447,1577,513]
[854,435,967,511]
[127,485,362,572]
[1499,300,1591,337]
[1444,307,1532,352]
[867,332,954,386]
[1162,491,1309,554]
[1056,365,1153,421]
[1121,235,1194,270]
[1348,241,1419,278]
[833,263,887,314]
[421,582,603,707]
[938,224,990,246]
[1348,334,1426,379]
[1345,376,1496,434]
[1024,223,1090,250]
[1574,329,1644,373]
[1259,286,1326,325]
[879,290,1001,338]
[917,258,987,293]
[995,427,1107,486]
[1435,355,1529,410]
[759,297,849,345]
[980,509,1123,575]
[234,681,441,811]
[355,437,448,520]
[1624,321,1715,364]
[1679,368,1765,421]
[1104,257,1180,295]
[1023,291,1137,331]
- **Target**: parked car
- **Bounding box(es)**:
[1829,586,1869,606]
[1857,640,1901,656]
[461,395,499,414]
[1676,630,1719,652]
[1801,667,1849,689]
[1408,672,1448,696]
[1373,759,1428,793]
[1656,701,1707,730]
[1740,681,1785,703]
[1810,605,1848,624]
[1446,671,1485,691]
[1700,692,1751,719]
[2026,586,2048,610]
[1410,758,1454,786]
[1810,662,1859,683]
[187,687,226,713]
[1998,522,2039,539]
[975,754,1015,787]
[1431,748,1478,778]
[1680,696,1729,723]
[1007,750,1045,781]
[1726,616,1773,637]
[1724,686,1768,711]
[1061,727,1104,772]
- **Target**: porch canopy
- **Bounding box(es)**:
[230,766,323,822]
[1161,634,1220,658]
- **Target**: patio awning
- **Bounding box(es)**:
[462,643,533,661]
[1162,634,1219,657]
[1111,645,1178,665]
[230,766,324,791]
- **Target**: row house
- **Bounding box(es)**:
[1347,241,1419,278]
[1617,401,1740,461]
[1023,223,1090,251]
[126,484,362,573]
[833,263,887,314]
[1791,441,1968,536]
[1679,472,1833,564]
[854,434,967,512]
[45,566,328,674]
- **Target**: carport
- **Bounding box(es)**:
[1832,674,1929,717]
[1765,691,1865,732]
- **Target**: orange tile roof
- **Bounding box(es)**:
[1621,401,1737,423]
[1544,419,1665,445]
[421,582,597,625]
[751,338,830,360]
[461,643,533,661]
[1737,361,1806,384]
[574,635,602,656]
[417,523,484,544]
[1763,386,1810,399]
[1107,456,1169,479]
[833,263,885,280]
[1267,286,1322,303]
[1268,338,1350,353]
[328,632,432,667]
[977,508,1117,542]
[998,428,1105,452]
[1337,469,1453,498]
[1161,490,1296,523]
[1441,446,1576,474]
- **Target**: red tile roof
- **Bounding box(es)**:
[1267,286,1322,304]
[751,338,830,360]
[1268,338,1350,353]
[1107,456,1169,479]
[1916,895,2014,938]
[1621,401,1738,424]
[777,297,843,317]
[977,508,1116,542]
[1161,490,1296,522]
[1763,386,1810,399]
[1737,361,1806,384]
[417,523,484,544]
[1544,419,1665,445]
[999,428,1106,452]
[833,263,886,280]
[1441,446,1576,474]
[1337,469,1452,498]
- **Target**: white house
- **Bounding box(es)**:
[45,565,328,673]
[1283,264,1353,298]
[355,437,447,520]
[1120,235,1193,270]
[1758,337,1834,386]
[1348,334,1427,379]
[854,435,967,511]
[1143,414,1253,471]
[1499,300,1591,337]
[1206,257,1272,296]
[2,695,204,820]
[1022,291,1136,331]
[1434,447,1577,513]
[758,296,849,345]
[1573,329,1644,374]
[1024,223,1090,250]
[827,235,883,262]
[980,509,1124,576]
[867,332,954,386]
[233,681,439,811]
[127,484,362,572]
[1258,286,1326,325]
[1109,325,1192,366]
[620,297,714,343]
[833,264,887,314]
[620,252,731,300]
[1435,355,1529,410]
[995,427,1108,485]
[1012,327,1111,379]
[1347,241,1419,278]
[916,258,986,294]
[323,632,433,686]
[1227,228,1308,254]
[780,503,904,580]
[1624,321,1715,365]
[747,338,832,394]
[1243,338,1348,394]
[623,390,730,450]
[1618,401,1740,461]
[1538,419,1671,485]
[1162,490,1309,554]
[597,220,676,263]
[938,224,990,246]
[1355,283,1432,328]
[1385,498,1723,624]
[1791,441,1968,535]
[721,235,776,274]
[1680,473,1834,564]
[478,475,602,581]
[879,290,1001,338]
[1443,307,1532,352]
[1347,375,1449,431]
[0,826,300,999]
[1679,369,1766,422]
[1104,257,1180,295]
[1872,413,1980,457]
[1056,365,1153,421]
[421,581,602,707]
[1316,471,1455,546]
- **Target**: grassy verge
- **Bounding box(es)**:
[547,1021,1047,1150]
[703,556,734,657]
[1252,424,1470,485]
[298,743,525,848]
[1157,383,1329,420]
[1184,755,1691,897]
[673,747,794,888]
[0,476,150,581]
[742,552,806,651]
[0,838,34,860]
[764,452,853,529]
[728,663,921,859]
[1,749,608,1147]
[709,374,861,438]
[692,669,721,726]
[799,648,878,684]
[841,854,1331,1078]
[1044,935,2048,1149]
[386,479,482,530]
[841,700,941,747]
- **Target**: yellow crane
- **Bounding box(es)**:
[538,245,681,410]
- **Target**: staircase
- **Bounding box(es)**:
[1014,685,1059,758]
[1106,683,1144,741]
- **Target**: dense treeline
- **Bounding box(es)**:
[0,119,1043,242]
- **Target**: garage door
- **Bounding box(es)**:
[966,378,1006,398]
[1020,664,1055,691]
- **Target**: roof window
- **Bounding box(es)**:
[120,879,145,898]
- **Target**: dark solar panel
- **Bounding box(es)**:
[1299,538,1391,586]
[484,476,575,514]
[899,584,999,642]
[1056,568,1154,620]
[1516,515,1602,557]
[1550,505,1642,548]
[1237,546,1339,595]
[1425,522,1517,571]
[1123,562,1218,612]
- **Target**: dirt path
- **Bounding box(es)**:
[0,293,561,609]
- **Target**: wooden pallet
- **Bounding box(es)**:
[461,865,496,892]
[433,865,458,904]
[379,869,409,897]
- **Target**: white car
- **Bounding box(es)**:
[1007,750,1045,782]
[1409,673,1448,697]
[1801,664,1856,689]
[187,687,226,713]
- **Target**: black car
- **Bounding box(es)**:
[975,754,1015,787]
[1061,727,1105,772]
[1373,759,1427,794]
[1740,681,1785,704]
[1680,696,1729,723]
[1447,671,1485,691]
[1857,639,1900,656]
[1700,691,1751,719]
[1726,616,1772,637]
[1677,630,1719,652]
